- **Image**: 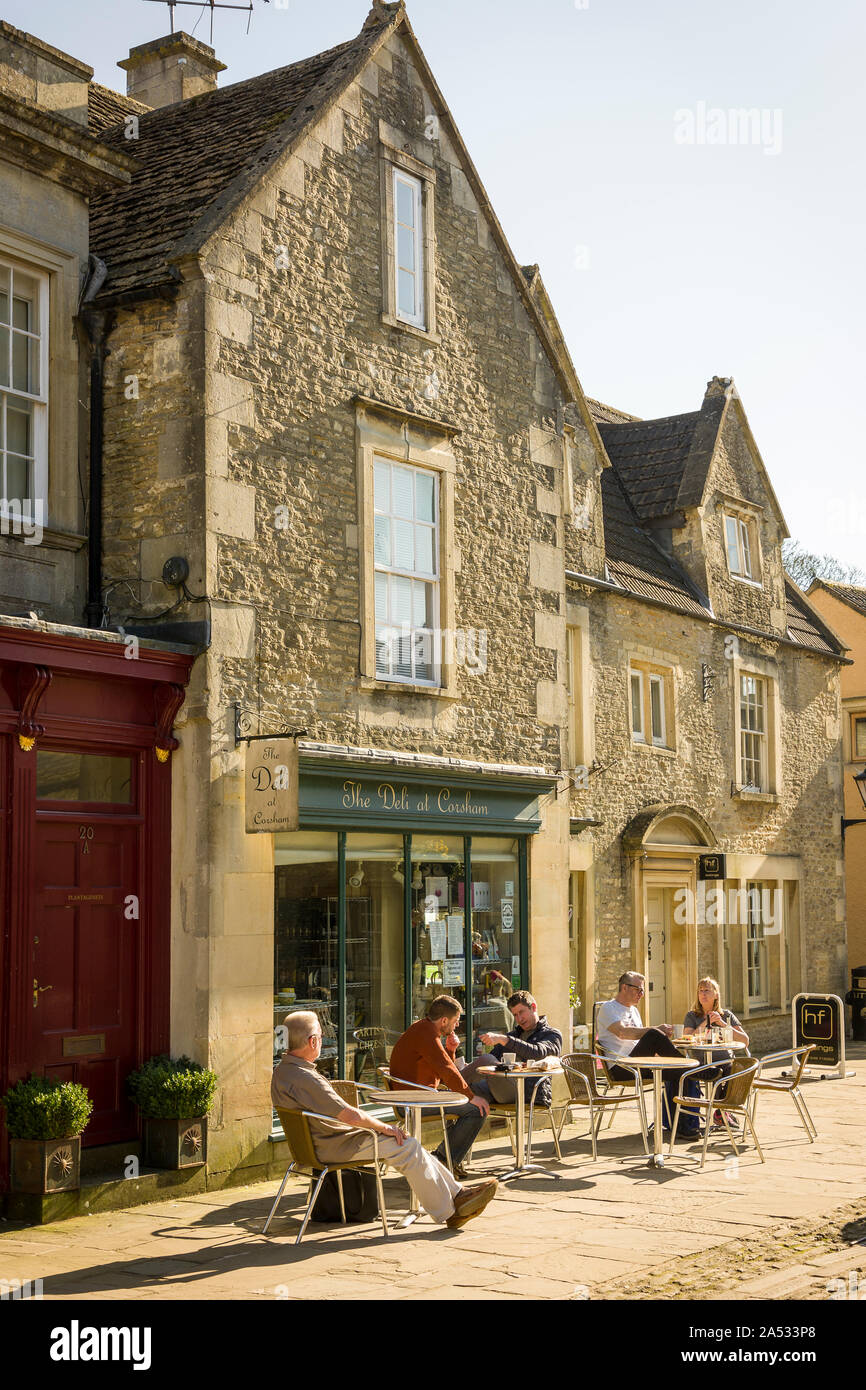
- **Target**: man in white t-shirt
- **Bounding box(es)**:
[596,971,700,1136]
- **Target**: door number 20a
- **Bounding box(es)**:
[79,826,94,854]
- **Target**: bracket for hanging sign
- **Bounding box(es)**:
[234,702,307,748]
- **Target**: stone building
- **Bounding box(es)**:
[808,581,866,978]
[0,1,850,1203]
[564,378,849,1052]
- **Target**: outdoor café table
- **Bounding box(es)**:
[475,1063,564,1182]
[615,1055,701,1169]
[672,1038,749,1059]
[364,1088,468,1228]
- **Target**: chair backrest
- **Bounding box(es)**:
[591,1001,602,1048]
[561,1051,602,1102]
[276,1107,320,1169]
[788,1045,815,1085]
[330,1079,360,1108]
[718,1058,760,1110]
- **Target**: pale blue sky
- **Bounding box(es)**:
[8,0,865,566]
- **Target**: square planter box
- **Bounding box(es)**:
[10,1136,81,1194]
[144,1118,207,1169]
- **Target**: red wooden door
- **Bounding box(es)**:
[32,819,140,1146]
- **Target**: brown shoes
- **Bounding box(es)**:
[445,1178,499,1229]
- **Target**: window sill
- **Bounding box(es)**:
[381,312,441,345]
[729,574,763,589]
[0,525,86,552]
[631,740,677,758]
[360,677,460,700]
[732,789,779,805]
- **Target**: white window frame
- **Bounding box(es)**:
[373,455,440,687]
[0,257,49,509]
[746,881,770,1008]
[630,669,645,743]
[723,510,760,583]
[648,673,666,746]
[739,673,767,791]
[851,712,866,763]
[393,168,425,330]
[628,661,675,750]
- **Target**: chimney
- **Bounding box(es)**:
[0,20,92,126]
[117,32,226,110]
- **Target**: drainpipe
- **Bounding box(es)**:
[78,255,112,628]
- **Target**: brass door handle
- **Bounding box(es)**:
[33,979,54,1009]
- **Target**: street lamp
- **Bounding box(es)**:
[842,767,866,837]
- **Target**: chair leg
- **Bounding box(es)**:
[590,1103,599,1162]
[336,1169,346,1224]
[744,1110,765,1163]
[551,1108,563,1161]
[439,1108,453,1172]
[667,1102,681,1156]
[372,1159,390,1239]
[505,1116,516,1160]
[262,1161,296,1236]
[636,1087,650,1156]
[792,1088,817,1141]
[720,1110,740,1156]
[296,1168,328,1246]
[700,1115,712,1169]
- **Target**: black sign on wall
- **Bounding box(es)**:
[698,853,727,881]
[793,994,844,1068]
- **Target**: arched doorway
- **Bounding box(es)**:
[622,805,717,1028]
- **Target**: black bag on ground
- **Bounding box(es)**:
[309,1169,379,1223]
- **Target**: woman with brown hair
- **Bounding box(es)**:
[683,977,749,1128]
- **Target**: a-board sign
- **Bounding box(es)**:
[245,739,299,834]
[792,993,845,1071]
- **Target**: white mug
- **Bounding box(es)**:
[502,1051,517,1067]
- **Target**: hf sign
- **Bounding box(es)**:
[245,740,299,834]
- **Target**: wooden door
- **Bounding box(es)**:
[645,887,669,1027]
[32,819,140,1146]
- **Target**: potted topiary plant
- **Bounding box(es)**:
[1,1077,93,1194]
[127,1055,217,1170]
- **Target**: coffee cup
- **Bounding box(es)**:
[502,1051,517,1068]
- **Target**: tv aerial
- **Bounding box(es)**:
[141,0,260,43]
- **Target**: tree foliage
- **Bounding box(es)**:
[783,539,866,590]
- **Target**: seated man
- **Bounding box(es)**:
[596,971,700,1136]
[389,995,490,1178]
[271,1011,498,1230]
[469,989,563,1112]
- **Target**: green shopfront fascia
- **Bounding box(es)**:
[273,755,554,1083]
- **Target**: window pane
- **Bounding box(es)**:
[740,520,753,577]
[273,834,340,1080]
[344,834,406,1082]
[6,402,31,456]
[375,570,388,620]
[415,470,434,522]
[374,514,391,566]
[392,465,414,518]
[393,518,414,570]
[0,327,8,386]
[650,678,664,741]
[392,574,413,625]
[396,178,416,228]
[725,515,740,573]
[413,580,432,627]
[469,838,524,1058]
[5,453,28,500]
[410,836,467,1046]
[398,268,416,317]
[413,629,434,682]
[630,673,643,736]
[0,266,9,321]
[397,224,416,274]
[11,295,31,333]
[36,752,133,803]
[855,718,866,759]
[414,523,434,576]
[374,457,390,510]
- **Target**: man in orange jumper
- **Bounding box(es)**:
[389,995,490,1177]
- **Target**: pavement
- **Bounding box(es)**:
[1,1044,864,1302]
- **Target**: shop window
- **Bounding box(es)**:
[0,258,48,509]
[274,833,340,1078]
[344,833,406,1085]
[467,838,523,1055]
[36,751,132,804]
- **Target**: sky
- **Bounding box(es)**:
[7,0,865,567]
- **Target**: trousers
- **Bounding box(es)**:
[431,1102,486,1167]
[350,1132,462,1224]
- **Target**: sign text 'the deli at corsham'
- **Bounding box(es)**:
[341,780,489,817]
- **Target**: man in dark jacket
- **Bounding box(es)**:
[463,990,562,1109]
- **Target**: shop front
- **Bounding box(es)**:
[273,749,556,1083]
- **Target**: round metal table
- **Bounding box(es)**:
[365,1088,468,1228]
[614,1055,701,1169]
[476,1064,564,1182]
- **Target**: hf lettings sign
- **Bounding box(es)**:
[245,740,299,834]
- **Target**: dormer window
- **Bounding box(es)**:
[725,513,754,579]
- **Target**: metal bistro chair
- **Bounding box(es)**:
[668,1057,764,1168]
[591,1001,652,1130]
[487,1066,573,1165]
[263,1106,390,1243]
[752,1045,817,1142]
[376,1066,455,1172]
[560,1052,650,1160]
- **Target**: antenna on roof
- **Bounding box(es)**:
[141,0,257,43]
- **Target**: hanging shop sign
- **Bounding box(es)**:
[245,739,299,834]
[298,757,552,833]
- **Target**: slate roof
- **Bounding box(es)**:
[785,583,839,654]
[810,581,866,617]
[597,411,702,521]
[88,14,396,300]
[586,398,638,425]
[88,83,148,136]
[599,466,710,618]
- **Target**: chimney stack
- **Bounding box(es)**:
[118,32,225,110]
